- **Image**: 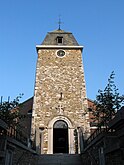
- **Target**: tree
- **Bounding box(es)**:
[0,94,24,127]
[93,71,124,125]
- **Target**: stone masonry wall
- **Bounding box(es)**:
[31,48,90,153]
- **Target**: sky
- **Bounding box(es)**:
[0,0,124,102]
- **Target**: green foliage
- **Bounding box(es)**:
[94,71,124,125]
[0,94,24,127]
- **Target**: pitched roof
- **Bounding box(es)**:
[41,29,79,46]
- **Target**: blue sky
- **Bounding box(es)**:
[0,0,124,102]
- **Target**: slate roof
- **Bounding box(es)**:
[41,29,79,46]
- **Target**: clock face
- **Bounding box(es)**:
[57,50,65,57]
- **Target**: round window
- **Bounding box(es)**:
[57,50,65,57]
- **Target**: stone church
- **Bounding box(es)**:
[1,26,124,165]
[28,27,91,154]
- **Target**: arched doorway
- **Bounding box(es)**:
[53,120,69,153]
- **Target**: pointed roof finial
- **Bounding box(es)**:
[58,15,62,30]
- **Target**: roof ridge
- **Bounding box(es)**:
[49,29,71,34]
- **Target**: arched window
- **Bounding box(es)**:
[53,120,68,129]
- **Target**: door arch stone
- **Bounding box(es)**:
[47,116,75,154]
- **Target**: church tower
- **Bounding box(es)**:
[31,28,90,154]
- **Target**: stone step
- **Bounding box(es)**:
[37,163,82,165]
[37,154,82,165]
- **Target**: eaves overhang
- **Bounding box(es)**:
[36,45,84,52]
